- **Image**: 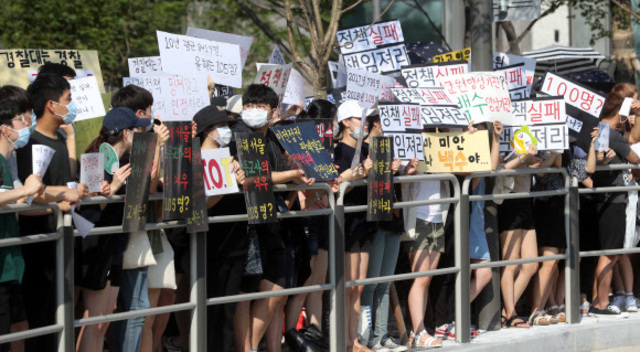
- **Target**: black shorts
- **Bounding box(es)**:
[304,216,329,255]
[596,201,626,250]
[9,284,26,324]
[346,231,373,253]
[498,198,536,232]
[579,195,599,251]
[74,236,113,290]
[0,283,10,340]
[533,197,567,249]
[167,228,189,276]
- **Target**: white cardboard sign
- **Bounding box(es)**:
[402,62,469,88]
[336,20,405,54]
[185,27,253,70]
[80,153,104,193]
[69,76,106,121]
[201,148,238,196]
[345,67,395,108]
[160,75,210,121]
[128,56,165,76]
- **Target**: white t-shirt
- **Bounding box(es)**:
[415,180,443,223]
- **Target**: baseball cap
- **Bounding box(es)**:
[193,105,235,136]
[337,100,379,123]
[210,96,228,108]
[103,107,152,135]
[226,95,243,115]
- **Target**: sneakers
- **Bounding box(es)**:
[610,294,626,312]
[435,322,478,341]
[625,295,638,312]
[588,305,630,318]
[370,336,408,351]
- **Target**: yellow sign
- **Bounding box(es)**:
[0,49,105,93]
[422,130,491,173]
[432,47,471,63]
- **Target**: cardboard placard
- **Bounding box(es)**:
[0,49,106,93]
[401,61,469,88]
[128,56,164,76]
[255,63,293,108]
[433,47,472,63]
[493,63,529,100]
[336,20,405,54]
[69,76,106,121]
[367,136,394,221]
[201,148,239,196]
[379,103,421,132]
[160,75,209,121]
[493,52,536,93]
[342,44,410,74]
[346,67,395,108]
[213,85,235,99]
[163,121,193,220]
[157,30,242,88]
[185,27,253,70]
[283,68,305,106]
[272,121,339,181]
[384,132,424,161]
[236,132,278,224]
[268,45,286,65]
[122,132,157,232]
[422,131,492,172]
[596,122,610,152]
[500,124,569,153]
[391,87,454,106]
[80,153,105,193]
[511,97,566,125]
[186,138,209,234]
[312,118,335,155]
[438,72,513,125]
[420,105,469,127]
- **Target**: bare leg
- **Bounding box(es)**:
[513,229,539,304]
[140,288,161,352]
[233,299,252,352]
[500,229,522,319]
[306,249,328,328]
[469,259,492,303]
[407,249,440,336]
[593,255,619,309]
[174,273,190,351]
[250,280,285,349]
[530,247,560,314]
[9,320,28,352]
[350,252,369,349]
[266,297,287,352]
[618,254,634,293]
[152,288,176,352]
[76,286,112,352]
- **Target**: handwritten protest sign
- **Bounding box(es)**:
[123,76,164,117]
[438,72,513,125]
[367,136,394,221]
[384,132,424,161]
[27,144,55,204]
[268,45,286,65]
[342,44,410,74]
[28,69,95,83]
[283,68,305,106]
[236,132,278,224]
[272,121,339,181]
[255,63,293,108]
[433,47,471,63]
[312,118,335,154]
[510,97,566,125]
[401,61,469,88]
[0,49,106,93]
[67,181,95,238]
[596,122,610,152]
[494,63,529,100]
[186,138,208,233]
[69,76,106,121]
[186,27,253,70]
[201,147,238,196]
[163,122,193,220]
[540,72,604,150]
[346,67,395,108]
[501,97,568,153]
[160,75,209,121]
[493,52,536,93]
[123,133,157,232]
[391,87,454,105]
[379,103,421,132]
[421,105,469,127]
[80,153,104,193]
[422,131,491,172]
[128,56,165,76]
[337,20,405,54]
[157,31,242,88]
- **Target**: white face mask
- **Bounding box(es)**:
[242,109,269,128]
[213,126,232,147]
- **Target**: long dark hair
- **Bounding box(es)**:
[85,126,125,154]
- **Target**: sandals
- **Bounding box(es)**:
[506,316,530,328]
[547,305,566,323]
[529,310,550,326]
[410,330,442,349]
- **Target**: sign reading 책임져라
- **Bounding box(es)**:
[163,121,193,221]
[122,132,157,232]
[0,49,106,93]
[346,67,395,108]
[378,103,421,132]
[186,137,209,234]
[401,61,469,88]
[160,75,210,121]
[185,27,253,70]
[80,153,104,193]
[268,45,286,65]
[420,105,469,127]
[383,132,424,161]
[493,52,536,94]
[69,76,107,121]
[367,136,394,222]
[391,87,455,106]
[432,48,472,64]
[201,147,239,197]
[539,72,604,151]
[272,121,339,181]
[157,31,242,88]
[236,132,278,224]
[342,44,410,74]
[255,63,293,109]
[422,130,492,173]
[493,63,529,100]
[336,20,405,54]
[128,56,165,76]
[438,72,513,125]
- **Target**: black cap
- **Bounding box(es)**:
[193,105,235,136]
[210,96,228,108]
[103,107,152,135]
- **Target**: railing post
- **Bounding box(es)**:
[330,185,347,351]
[189,231,206,351]
[455,183,471,343]
[57,212,74,352]
[566,177,581,324]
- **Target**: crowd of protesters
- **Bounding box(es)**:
[0,62,639,352]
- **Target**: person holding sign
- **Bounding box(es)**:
[16,73,89,351]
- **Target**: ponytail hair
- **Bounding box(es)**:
[85,126,125,154]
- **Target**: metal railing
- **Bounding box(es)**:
[1,165,640,351]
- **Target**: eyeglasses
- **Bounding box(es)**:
[11,114,30,126]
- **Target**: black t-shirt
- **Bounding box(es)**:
[592,129,630,203]
[17,130,72,235]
